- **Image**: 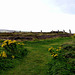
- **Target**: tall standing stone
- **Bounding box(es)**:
[69,29,71,34]
[41,30,42,32]
[63,30,65,33]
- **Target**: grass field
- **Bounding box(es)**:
[0,36,75,75]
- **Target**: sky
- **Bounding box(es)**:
[0,0,75,33]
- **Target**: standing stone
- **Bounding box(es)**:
[41,30,42,32]
[69,29,71,34]
[51,30,53,33]
[63,30,65,33]
[58,30,59,33]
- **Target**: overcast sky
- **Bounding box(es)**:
[0,0,75,33]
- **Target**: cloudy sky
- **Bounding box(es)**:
[0,0,75,33]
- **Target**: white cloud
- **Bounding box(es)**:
[0,0,75,33]
[53,0,75,14]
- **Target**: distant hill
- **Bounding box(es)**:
[0,29,16,33]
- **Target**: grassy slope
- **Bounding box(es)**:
[1,37,74,75]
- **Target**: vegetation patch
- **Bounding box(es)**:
[0,40,28,73]
[47,43,75,75]
[0,35,74,75]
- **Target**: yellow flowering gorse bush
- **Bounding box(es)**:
[2,51,7,57]
[48,46,62,58]
[71,34,75,38]
[0,39,28,72]
[0,39,26,59]
[11,55,15,59]
[1,40,16,47]
[0,51,7,58]
[0,40,17,59]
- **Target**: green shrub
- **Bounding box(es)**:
[0,40,4,43]
[0,40,28,58]
[47,44,75,75]
[0,40,28,73]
